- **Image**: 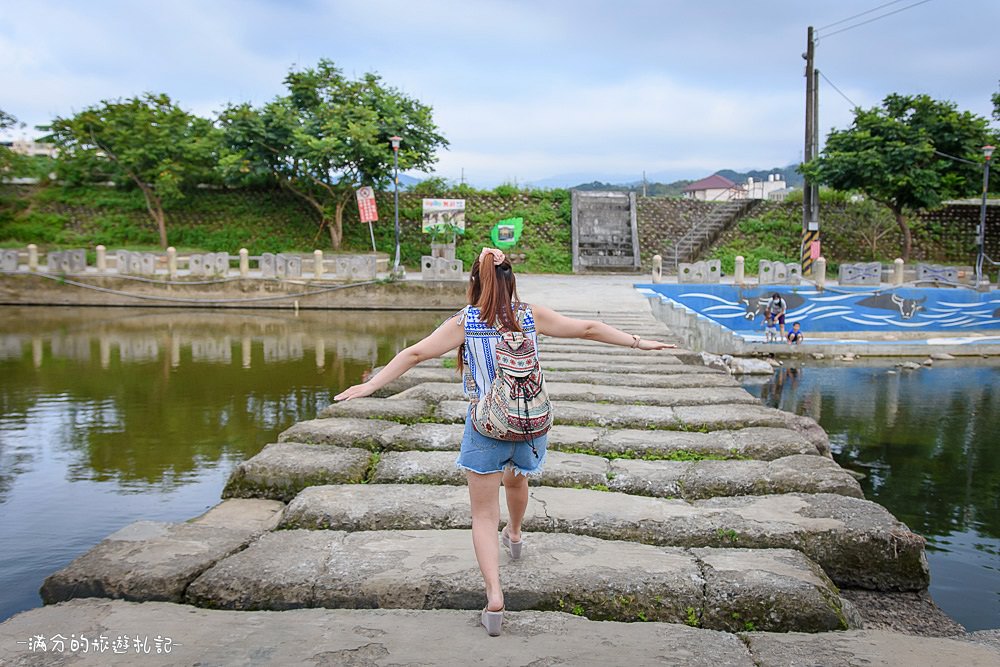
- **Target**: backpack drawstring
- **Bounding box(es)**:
[516,377,539,459]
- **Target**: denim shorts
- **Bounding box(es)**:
[455,413,548,477]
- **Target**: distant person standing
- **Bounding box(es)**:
[765,292,787,338]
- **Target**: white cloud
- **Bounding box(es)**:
[2,0,997,184]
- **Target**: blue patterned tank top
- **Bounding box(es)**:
[459,304,539,400]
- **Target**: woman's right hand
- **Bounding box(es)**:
[636,339,676,351]
[334,382,375,402]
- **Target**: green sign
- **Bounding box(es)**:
[490,217,523,249]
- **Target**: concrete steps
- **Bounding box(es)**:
[315,398,829,455]
[222,442,860,502]
[391,381,760,407]
[279,418,821,460]
[374,366,739,396]
[184,529,851,632]
[279,485,928,591]
[10,599,996,667]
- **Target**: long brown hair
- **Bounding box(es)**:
[456,254,522,374]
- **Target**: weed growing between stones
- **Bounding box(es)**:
[555,445,746,462]
[685,606,700,627]
[716,528,740,543]
[361,452,382,483]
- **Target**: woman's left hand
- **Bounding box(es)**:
[334,382,376,402]
[637,339,676,351]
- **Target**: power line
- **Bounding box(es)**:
[816,0,910,32]
[816,0,934,40]
[933,150,978,166]
[818,70,859,109]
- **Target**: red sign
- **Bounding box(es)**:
[356,186,378,223]
[810,240,821,260]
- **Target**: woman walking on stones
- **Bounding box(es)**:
[334,247,674,636]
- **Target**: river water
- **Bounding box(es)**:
[745,363,1000,630]
[1,308,997,630]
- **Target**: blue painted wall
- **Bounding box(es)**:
[637,284,1000,335]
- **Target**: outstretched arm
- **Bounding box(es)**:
[531,304,675,351]
[334,314,465,401]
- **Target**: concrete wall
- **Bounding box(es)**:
[0,274,467,310]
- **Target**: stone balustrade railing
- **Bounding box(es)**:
[0,244,390,281]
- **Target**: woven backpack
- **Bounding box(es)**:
[468,307,552,449]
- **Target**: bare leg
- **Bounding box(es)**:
[467,470,504,612]
[501,467,529,542]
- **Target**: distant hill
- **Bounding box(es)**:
[567,164,801,196]
[715,166,803,188]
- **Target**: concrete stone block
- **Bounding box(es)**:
[139,252,156,275]
[39,521,257,604]
[46,250,87,274]
[916,263,958,283]
[115,249,129,274]
[838,262,881,285]
[278,253,302,278]
[260,252,276,278]
[334,254,377,281]
[678,260,721,283]
[222,442,373,501]
[392,381,756,408]
[759,260,801,285]
[421,255,464,280]
[0,600,764,666]
[1,249,19,271]
[281,485,929,590]
[213,252,230,276]
[694,547,850,632]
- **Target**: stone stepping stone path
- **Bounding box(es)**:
[391,381,759,406]
[19,302,948,650]
[279,485,927,591]
[184,529,851,632]
[279,418,821,460]
[222,442,860,502]
[10,600,996,666]
[374,366,739,396]
[316,398,830,455]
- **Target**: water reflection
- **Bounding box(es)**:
[0,307,443,496]
[0,306,445,623]
[747,363,1000,629]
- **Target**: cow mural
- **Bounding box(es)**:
[637,284,1000,336]
[737,290,806,320]
[856,293,927,320]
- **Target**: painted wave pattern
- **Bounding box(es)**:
[648,286,1000,334]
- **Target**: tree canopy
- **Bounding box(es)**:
[45,94,219,248]
[219,59,447,249]
[802,93,993,260]
[1,109,23,174]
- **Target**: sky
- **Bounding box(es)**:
[1,0,998,187]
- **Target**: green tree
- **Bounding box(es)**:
[1,109,23,174]
[219,59,447,249]
[802,94,992,260]
[44,94,219,249]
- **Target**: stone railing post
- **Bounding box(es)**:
[167,247,178,279]
[27,244,38,271]
[814,257,826,289]
[651,254,662,283]
[239,248,249,277]
[95,245,107,272]
[893,258,904,285]
[313,250,324,278]
[734,255,745,285]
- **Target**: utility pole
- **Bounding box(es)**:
[642,170,647,197]
[801,26,820,276]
